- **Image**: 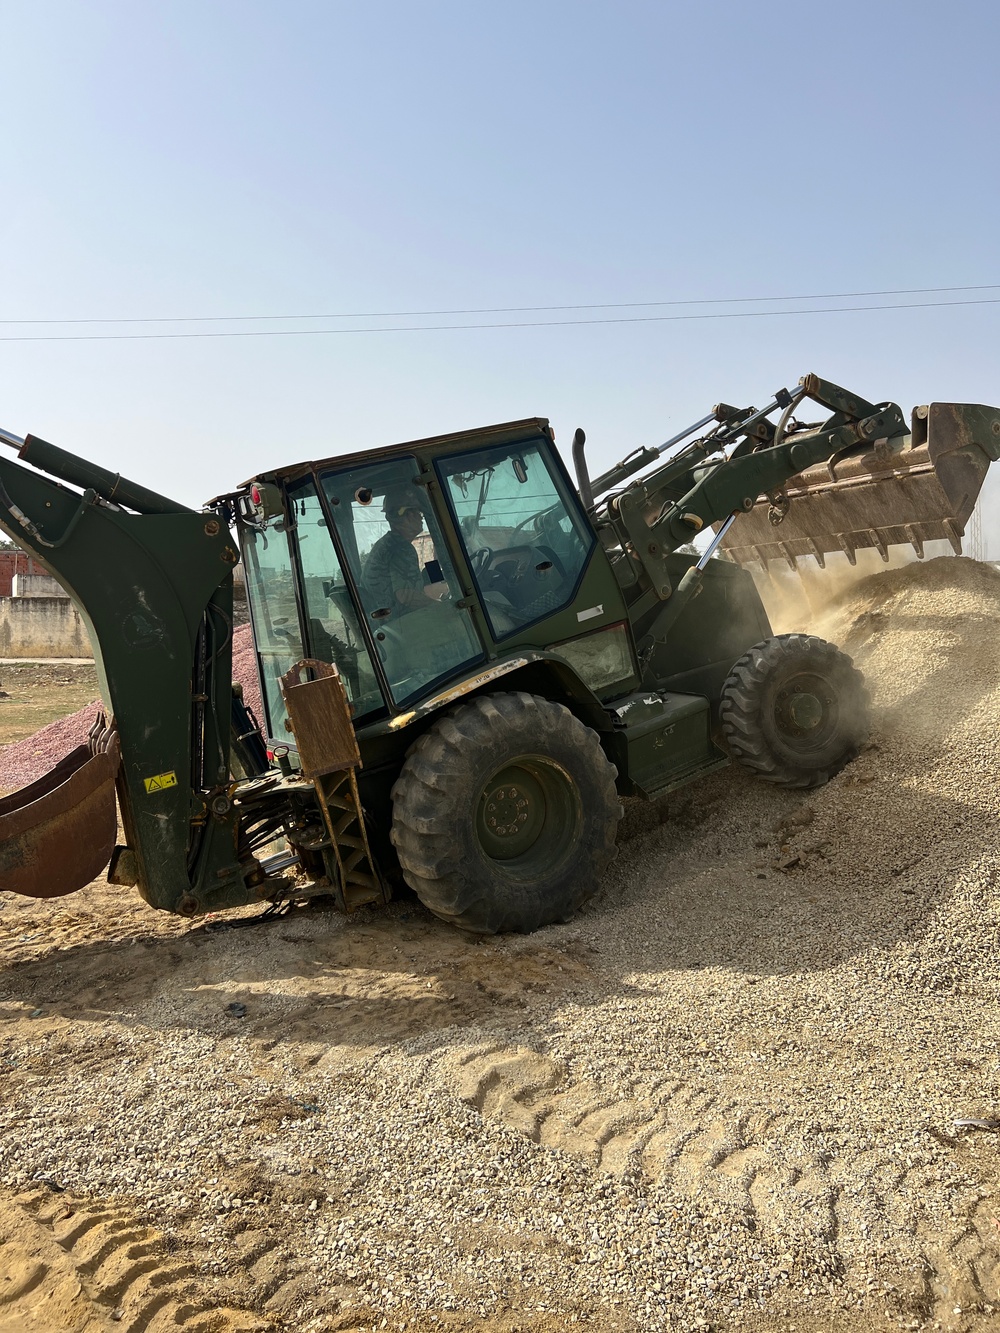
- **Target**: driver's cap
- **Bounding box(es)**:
[382,486,423,518]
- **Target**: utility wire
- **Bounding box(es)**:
[0,283,998,326]
[0,296,997,342]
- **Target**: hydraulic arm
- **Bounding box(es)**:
[0,428,252,914]
[593,374,911,600]
[587,373,998,579]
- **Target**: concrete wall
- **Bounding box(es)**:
[11,573,70,598]
[0,597,94,658]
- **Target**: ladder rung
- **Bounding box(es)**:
[345,871,377,890]
[311,774,384,904]
[344,887,381,908]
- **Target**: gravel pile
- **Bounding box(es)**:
[1,554,999,1332]
[0,699,104,790]
[0,623,262,791]
[233,621,263,723]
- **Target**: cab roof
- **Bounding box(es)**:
[238,417,552,491]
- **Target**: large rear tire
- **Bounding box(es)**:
[390,691,621,933]
[719,633,868,789]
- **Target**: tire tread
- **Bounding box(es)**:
[391,692,621,932]
[719,633,868,790]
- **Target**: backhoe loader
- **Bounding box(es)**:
[0,373,995,933]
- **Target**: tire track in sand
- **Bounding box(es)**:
[451,1043,1000,1328]
[0,1189,268,1332]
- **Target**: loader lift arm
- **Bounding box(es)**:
[591,375,910,596]
[588,372,999,596]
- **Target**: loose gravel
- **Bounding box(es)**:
[0,624,261,790]
[1,554,999,1333]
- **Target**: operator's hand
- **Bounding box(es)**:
[423,581,449,602]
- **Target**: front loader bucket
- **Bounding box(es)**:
[0,716,119,899]
[720,402,1000,567]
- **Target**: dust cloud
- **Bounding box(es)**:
[749,538,964,641]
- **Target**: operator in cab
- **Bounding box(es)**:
[362,488,449,619]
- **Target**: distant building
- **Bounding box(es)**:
[0,549,48,597]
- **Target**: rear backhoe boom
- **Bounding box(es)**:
[0,428,249,914]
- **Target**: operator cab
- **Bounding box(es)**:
[237,421,599,748]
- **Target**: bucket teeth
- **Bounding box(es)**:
[942,517,964,556]
[835,533,857,566]
[868,528,889,563]
[904,525,925,559]
[805,539,826,569]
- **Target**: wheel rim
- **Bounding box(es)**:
[773,670,840,750]
[476,756,581,870]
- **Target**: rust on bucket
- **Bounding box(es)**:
[0,715,120,898]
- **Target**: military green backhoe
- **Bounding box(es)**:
[0,373,996,933]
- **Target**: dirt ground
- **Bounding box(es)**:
[0,662,98,746]
[2,559,1000,1332]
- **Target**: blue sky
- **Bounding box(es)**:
[1,0,998,548]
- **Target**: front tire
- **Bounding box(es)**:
[390,692,621,933]
[719,634,868,789]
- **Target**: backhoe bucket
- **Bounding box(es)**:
[719,402,1000,568]
[0,716,120,899]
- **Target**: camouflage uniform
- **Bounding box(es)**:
[362,530,422,616]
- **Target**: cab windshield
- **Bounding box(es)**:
[437,439,594,638]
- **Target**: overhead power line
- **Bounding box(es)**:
[0,282,997,326]
[0,296,997,342]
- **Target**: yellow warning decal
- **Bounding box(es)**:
[144,771,178,794]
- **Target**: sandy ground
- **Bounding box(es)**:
[1,555,1000,1332]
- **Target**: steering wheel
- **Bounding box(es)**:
[513,502,562,537]
[470,545,493,575]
